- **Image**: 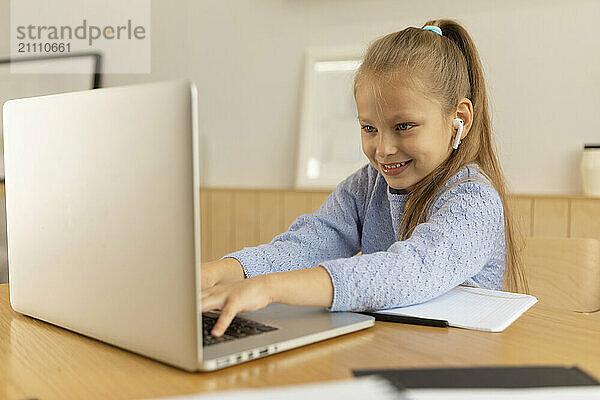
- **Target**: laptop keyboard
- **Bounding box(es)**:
[202,311,278,347]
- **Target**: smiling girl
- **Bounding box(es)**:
[201,19,528,337]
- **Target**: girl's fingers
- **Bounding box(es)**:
[201,289,225,312]
[200,286,239,335]
[201,298,219,312]
[212,302,238,337]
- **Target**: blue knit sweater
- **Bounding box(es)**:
[224,163,506,312]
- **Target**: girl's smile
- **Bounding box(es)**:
[381,159,412,176]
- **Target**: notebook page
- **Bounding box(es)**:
[375,286,538,332]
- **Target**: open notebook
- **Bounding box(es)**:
[373,286,538,332]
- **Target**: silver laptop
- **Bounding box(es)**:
[2,80,374,371]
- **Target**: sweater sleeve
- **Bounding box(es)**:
[320,180,505,311]
[222,165,372,278]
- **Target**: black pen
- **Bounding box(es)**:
[359,311,449,328]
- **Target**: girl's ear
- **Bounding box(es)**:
[455,97,474,139]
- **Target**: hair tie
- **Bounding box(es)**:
[422,25,442,36]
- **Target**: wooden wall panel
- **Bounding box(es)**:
[258,191,283,244]
[571,199,600,241]
[233,192,259,251]
[2,179,600,265]
[508,196,532,237]
[209,191,234,261]
[310,192,330,213]
[282,192,312,231]
[198,189,600,263]
[199,190,211,262]
[532,198,569,237]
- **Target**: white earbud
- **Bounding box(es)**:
[452,118,464,150]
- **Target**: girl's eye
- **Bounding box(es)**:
[361,125,377,134]
[396,123,414,131]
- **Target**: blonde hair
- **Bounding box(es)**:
[354,19,528,293]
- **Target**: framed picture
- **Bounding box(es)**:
[295,46,369,189]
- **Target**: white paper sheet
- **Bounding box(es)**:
[406,386,600,399]
[151,376,401,400]
[375,286,538,332]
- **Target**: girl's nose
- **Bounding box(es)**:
[375,132,398,158]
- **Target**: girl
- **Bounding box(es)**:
[201,19,528,337]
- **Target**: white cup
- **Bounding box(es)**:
[582,144,600,196]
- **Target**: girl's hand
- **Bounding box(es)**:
[201,275,274,337]
[201,258,246,290]
[201,267,334,337]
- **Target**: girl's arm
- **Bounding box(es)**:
[208,165,375,286]
[201,258,246,289]
[202,179,503,336]
[321,180,505,311]
[201,267,333,337]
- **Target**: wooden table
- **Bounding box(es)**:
[1,283,599,399]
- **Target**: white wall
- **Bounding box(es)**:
[3,0,600,194]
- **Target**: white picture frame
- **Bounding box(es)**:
[295,46,369,189]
